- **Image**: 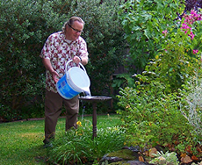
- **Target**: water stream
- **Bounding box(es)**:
[81,105,85,120]
[83,87,91,96]
[81,88,91,120]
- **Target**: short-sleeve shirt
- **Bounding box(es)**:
[40,31,88,93]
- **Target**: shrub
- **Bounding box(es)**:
[117,82,194,150]
[0,0,52,120]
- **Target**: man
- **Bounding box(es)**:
[40,16,88,147]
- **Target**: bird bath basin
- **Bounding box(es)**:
[78,96,112,139]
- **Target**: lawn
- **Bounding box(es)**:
[0,114,121,165]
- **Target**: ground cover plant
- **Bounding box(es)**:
[0,114,124,165]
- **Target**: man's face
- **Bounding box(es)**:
[66,21,84,41]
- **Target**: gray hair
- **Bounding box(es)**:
[62,16,85,33]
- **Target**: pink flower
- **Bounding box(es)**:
[193,49,198,54]
[188,32,195,40]
[162,30,168,36]
[181,23,189,29]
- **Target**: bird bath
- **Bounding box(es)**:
[78,96,112,139]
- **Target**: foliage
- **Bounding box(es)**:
[118,0,185,73]
[0,0,126,120]
[47,118,126,164]
[135,9,202,94]
[149,151,179,165]
[117,84,194,150]
[0,0,61,120]
[116,8,202,157]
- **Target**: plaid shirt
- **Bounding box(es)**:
[40,31,88,93]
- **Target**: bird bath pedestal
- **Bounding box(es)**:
[78,96,112,139]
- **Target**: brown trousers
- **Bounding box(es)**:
[44,89,79,143]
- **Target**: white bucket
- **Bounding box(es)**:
[56,60,90,99]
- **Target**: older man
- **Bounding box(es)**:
[40,16,88,147]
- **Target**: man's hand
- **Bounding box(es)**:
[73,56,82,64]
[51,70,59,83]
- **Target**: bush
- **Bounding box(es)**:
[0,0,51,120]
[117,82,194,150]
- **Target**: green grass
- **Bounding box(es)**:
[0,114,121,165]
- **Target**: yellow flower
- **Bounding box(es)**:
[77,121,82,127]
[155,55,159,59]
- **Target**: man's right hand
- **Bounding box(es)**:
[51,70,59,83]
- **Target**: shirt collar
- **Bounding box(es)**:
[60,32,78,45]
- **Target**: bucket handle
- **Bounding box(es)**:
[65,59,87,73]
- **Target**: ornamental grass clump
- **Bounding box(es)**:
[47,119,126,165]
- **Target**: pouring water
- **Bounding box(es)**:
[83,87,91,96]
[81,105,85,120]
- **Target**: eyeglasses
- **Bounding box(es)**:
[68,23,83,33]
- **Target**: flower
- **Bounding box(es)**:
[193,49,198,54]
[162,30,168,36]
[77,121,82,126]
[181,10,202,40]
[188,32,195,40]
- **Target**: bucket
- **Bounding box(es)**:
[56,60,90,99]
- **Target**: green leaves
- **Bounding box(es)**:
[48,118,126,164]
[119,0,185,72]
[117,82,194,150]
